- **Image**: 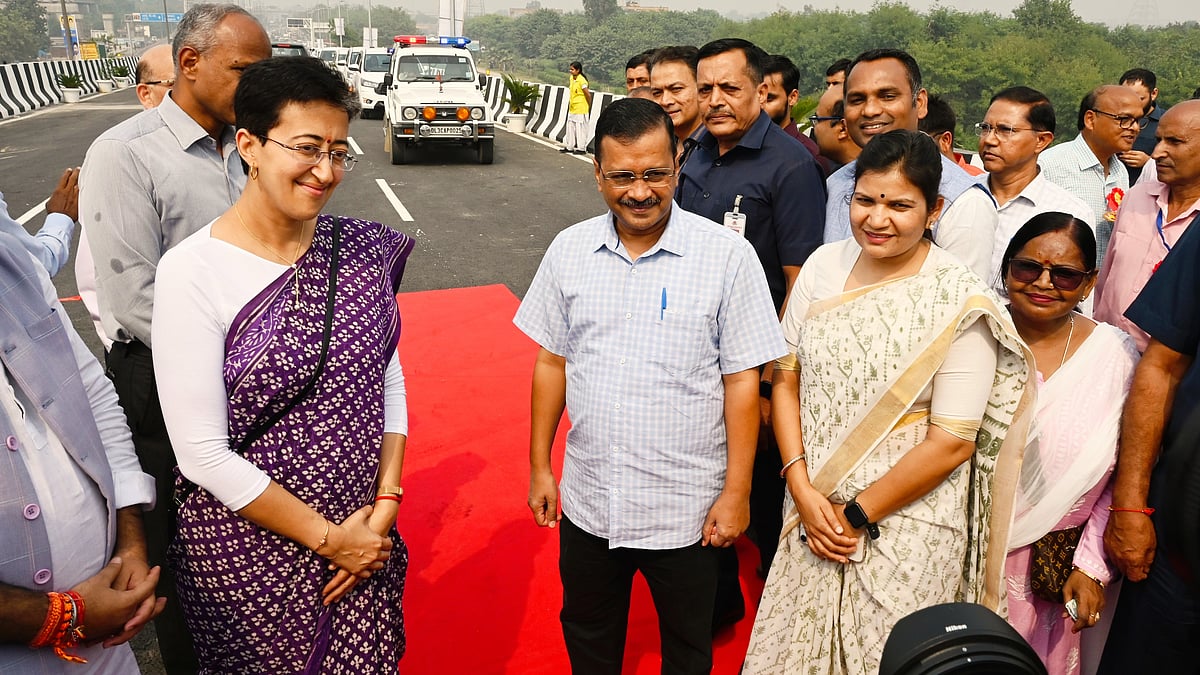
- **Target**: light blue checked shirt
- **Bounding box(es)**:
[1038,133,1129,268]
[514,204,786,550]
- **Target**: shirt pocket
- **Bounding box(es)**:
[647,311,715,381]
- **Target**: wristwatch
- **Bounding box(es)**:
[844,497,880,540]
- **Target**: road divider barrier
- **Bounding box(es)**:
[483,76,624,150]
[0,57,137,120]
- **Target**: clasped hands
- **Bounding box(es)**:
[789,480,860,563]
[318,504,395,606]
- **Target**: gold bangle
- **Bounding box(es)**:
[1072,566,1105,589]
[315,519,330,552]
[377,485,404,498]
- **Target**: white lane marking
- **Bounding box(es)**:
[347,136,364,156]
[496,122,593,162]
[16,198,49,226]
[375,178,413,221]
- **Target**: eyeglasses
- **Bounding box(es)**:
[260,136,357,171]
[140,79,174,87]
[601,167,675,188]
[1089,109,1148,130]
[808,114,842,126]
[1007,258,1093,291]
[974,122,1038,141]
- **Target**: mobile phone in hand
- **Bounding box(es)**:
[1065,597,1079,622]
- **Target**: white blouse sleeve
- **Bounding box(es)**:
[152,250,271,512]
[383,350,407,436]
[929,318,1000,440]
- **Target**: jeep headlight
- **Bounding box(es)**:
[470,107,484,121]
[402,107,417,121]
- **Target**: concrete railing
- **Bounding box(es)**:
[0,57,138,119]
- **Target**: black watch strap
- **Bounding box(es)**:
[845,497,881,540]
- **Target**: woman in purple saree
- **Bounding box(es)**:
[152,57,414,673]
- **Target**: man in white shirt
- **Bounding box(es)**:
[980,86,1095,284]
[823,48,998,279]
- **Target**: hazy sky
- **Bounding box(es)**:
[492,0,1200,27]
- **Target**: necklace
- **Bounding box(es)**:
[234,202,305,303]
[1058,313,1075,369]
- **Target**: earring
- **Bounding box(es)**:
[249,165,259,180]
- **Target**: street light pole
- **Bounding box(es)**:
[163,0,170,40]
[58,0,73,58]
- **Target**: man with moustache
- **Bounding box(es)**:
[648,45,703,163]
[823,48,997,279]
[762,54,832,176]
[676,37,826,629]
[516,98,785,673]
[809,88,858,172]
[1093,101,1200,672]
[78,5,271,671]
[979,86,1094,283]
[1039,84,1144,267]
[1119,68,1166,183]
[1095,100,1200,352]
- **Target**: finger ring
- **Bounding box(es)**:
[1090,612,1099,621]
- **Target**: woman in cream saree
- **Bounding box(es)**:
[743,131,1035,675]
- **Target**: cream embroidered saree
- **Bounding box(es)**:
[743,243,1034,675]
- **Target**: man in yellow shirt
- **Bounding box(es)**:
[561,61,593,154]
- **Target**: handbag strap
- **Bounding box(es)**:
[234,216,342,454]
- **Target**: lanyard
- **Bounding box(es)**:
[1156,210,1171,253]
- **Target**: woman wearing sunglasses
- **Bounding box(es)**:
[151,57,414,672]
[745,130,1033,674]
[1001,212,1139,675]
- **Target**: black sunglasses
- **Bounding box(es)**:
[1007,258,1092,291]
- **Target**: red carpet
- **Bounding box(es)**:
[395,284,765,674]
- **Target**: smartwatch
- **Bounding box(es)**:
[844,497,880,540]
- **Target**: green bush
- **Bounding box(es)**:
[57,72,83,89]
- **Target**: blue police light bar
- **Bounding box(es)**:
[437,36,471,47]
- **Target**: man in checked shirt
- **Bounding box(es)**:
[514,98,786,674]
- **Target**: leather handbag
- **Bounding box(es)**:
[1029,524,1085,603]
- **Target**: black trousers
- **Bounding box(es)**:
[106,341,199,674]
[748,429,785,576]
[559,515,719,675]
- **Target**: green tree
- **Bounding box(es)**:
[328,4,416,48]
[582,0,617,26]
[1012,0,1081,34]
[0,0,48,62]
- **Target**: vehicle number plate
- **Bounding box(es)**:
[427,126,462,136]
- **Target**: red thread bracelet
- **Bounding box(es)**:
[1108,506,1155,515]
[375,494,402,503]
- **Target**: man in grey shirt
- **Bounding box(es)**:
[78,4,271,672]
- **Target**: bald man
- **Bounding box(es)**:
[1039,84,1144,266]
[135,44,174,109]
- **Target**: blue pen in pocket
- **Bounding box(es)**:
[660,288,667,321]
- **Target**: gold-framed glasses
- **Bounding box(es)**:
[260,136,357,171]
[601,167,675,188]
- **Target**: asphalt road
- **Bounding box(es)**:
[0,86,601,673]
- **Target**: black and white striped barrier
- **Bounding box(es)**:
[483,77,624,149]
[1,57,137,120]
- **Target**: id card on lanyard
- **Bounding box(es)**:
[724,194,747,237]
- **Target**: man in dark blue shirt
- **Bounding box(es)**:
[1099,213,1200,673]
[675,37,827,631]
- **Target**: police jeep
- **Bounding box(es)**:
[379,35,495,165]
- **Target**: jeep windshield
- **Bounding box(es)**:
[364,53,392,73]
[394,54,475,82]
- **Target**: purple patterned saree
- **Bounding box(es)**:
[170,215,414,674]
